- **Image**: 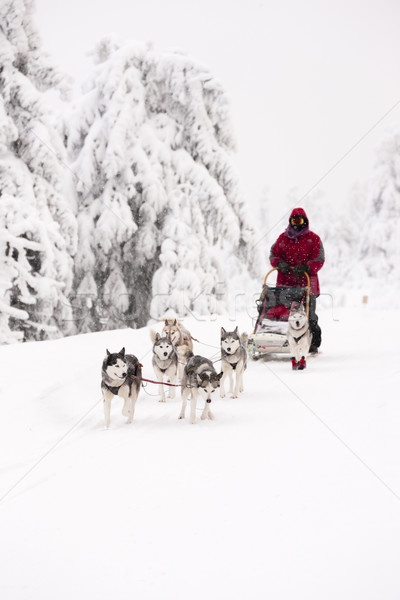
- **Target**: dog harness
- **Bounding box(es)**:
[104,382,123,396]
[292,331,308,344]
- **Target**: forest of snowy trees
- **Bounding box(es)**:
[0,0,399,343]
[0,1,260,342]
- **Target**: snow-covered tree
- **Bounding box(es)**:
[64,36,261,331]
[0,0,77,343]
[312,130,400,307]
[349,130,400,303]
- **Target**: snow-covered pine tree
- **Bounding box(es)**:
[351,130,400,303]
[64,36,261,331]
[0,0,77,343]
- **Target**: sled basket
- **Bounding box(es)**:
[248,268,310,358]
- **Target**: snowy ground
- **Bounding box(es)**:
[1,307,400,599]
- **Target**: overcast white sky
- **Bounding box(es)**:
[36,0,400,223]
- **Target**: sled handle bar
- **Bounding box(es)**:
[263,268,310,318]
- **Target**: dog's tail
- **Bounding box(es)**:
[179,346,194,362]
[240,332,249,345]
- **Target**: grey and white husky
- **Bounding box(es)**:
[101,348,142,428]
[220,327,248,398]
[287,303,312,370]
[179,355,222,424]
[150,330,178,402]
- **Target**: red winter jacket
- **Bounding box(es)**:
[269,208,325,296]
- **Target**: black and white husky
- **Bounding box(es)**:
[150,330,178,402]
[179,355,222,424]
[220,327,248,398]
[287,303,312,370]
[101,348,142,428]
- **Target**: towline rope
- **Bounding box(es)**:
[134,374,185,388]
[191,335,220,350]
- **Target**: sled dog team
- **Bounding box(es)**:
[102,304,312,428]
[101,318,248,428]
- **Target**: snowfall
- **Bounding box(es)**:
[1,304,400,600]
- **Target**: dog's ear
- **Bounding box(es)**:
[217,372,223,381]
[234,326,239,334]
[106,349,110,356]
[172,319,177,326]
[197,373,208,384]
[221,327,226,336]
[291,301,297,310]
[119,347,125,357]
[156,332,161,341]
[149,329,157,343]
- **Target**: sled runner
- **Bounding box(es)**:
[247,268,310,359]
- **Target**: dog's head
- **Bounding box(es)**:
[153,332,175,360]
[162,319,180,345]
[288,303,308,330]
[221,326,240,354]
[104,348,127,380]
[196,371,223,402]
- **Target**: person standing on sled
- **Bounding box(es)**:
[269,207,325,353]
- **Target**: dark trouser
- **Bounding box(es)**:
[308,295,321,349]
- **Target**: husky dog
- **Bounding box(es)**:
[287,303,312,370]
[179,355,222,424]
[150,330,178,402]
[220,327,248,398]
[162,318,194,380]
[101,348,142,428]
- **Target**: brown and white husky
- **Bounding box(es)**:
[162,318,193,380]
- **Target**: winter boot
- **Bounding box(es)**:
[298,357,306,370]
[291,358,298,370]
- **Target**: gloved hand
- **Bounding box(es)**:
[292,264,311,276]
[276,261,291,274]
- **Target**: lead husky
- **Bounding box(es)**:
[162,318,194,380]
[287,303,312,370]
[101,348,142,428]
[150,330,178,402]
[179,355,222,424]
[220,327,248,398]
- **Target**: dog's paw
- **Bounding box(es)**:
[159,398,166,403]
[220,392,225,398]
